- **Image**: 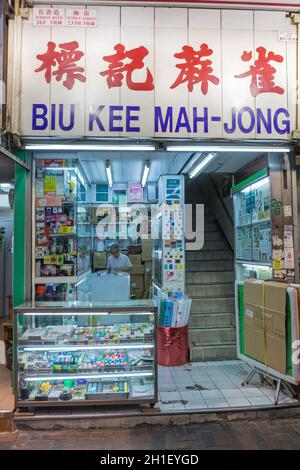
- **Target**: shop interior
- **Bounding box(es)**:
[11,144,300,413]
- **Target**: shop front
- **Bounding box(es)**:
[6,3,300,424]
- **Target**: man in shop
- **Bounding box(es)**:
[107,243,132,273]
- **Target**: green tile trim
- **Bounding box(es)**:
[13,150,27,308]
[231,168,269,194]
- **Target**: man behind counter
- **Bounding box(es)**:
[107,243,133,273]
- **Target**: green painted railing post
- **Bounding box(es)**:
[13,149,29,391]
[13,149,27,308]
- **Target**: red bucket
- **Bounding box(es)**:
[157,325,189,367]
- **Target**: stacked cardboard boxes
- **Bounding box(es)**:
[244,279,287,374]
[93,251,107,271]
[128,242,153,299]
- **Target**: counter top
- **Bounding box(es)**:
[14,299,156,313]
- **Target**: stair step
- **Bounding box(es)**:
[191,297,235,313]
[186,260,233,272]
[190,343,237,361]
[201,240,229,251]
[189,326,236,344]
[185,250,233,261]
[202,231,224,241]
[203,222,220,232]
[186,271,235,285]
[186,283,234,298]
[189,313,234,328]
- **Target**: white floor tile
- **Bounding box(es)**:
[241,387,265,398]
[180,390,203,401]
[185,400,207,410]
[160,402,186,411]
[247,396,273,406]
[227,397,252,407]
[159,391,182,402]
[259,387,275,397]
[221,388,244,399]
[200,389,224,399]
[204,398,230,409]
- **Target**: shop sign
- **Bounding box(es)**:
[33,7,97,27]
[16,6,297,139]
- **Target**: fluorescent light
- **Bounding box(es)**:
[167,145,291,153]
[189,153,216,178]
[241,177,269,193]
[0,183,12,192]
[25,144,156,151]
[27,372,153,381]
[141,160,151,187]
[242,263,272,268]
[23,344,154,352]
[105,160,113,187]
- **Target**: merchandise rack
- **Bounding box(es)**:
[14,300,157,409]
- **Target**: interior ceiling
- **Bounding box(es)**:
[0,154,15,184]
[78,150,264,184]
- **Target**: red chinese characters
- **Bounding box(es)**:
[100,43,154,91]
[35,40,86,90]
[171,43,220,94]
[235,46,284,97]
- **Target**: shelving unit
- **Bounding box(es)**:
[33,158,92,301]
[14,301,157,408]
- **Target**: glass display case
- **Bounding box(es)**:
[233,171,272,281]
[14,300,157,408]
[33,159,92,302]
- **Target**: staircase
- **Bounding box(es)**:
[186,208,237,361]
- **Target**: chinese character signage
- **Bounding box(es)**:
[15,6,297,138]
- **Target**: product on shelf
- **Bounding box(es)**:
[19,348,154,375]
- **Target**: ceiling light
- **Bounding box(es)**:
[0,183,12,192]
[167,145,291,153]
[189,153,217,178]
[105,160,113,187]
[141,160,151,187]
[241,177,269,194]
[25,144,156,151]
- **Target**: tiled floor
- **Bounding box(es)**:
[158,360,299,411]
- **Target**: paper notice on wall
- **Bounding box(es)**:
[44,175,57,194]
[284,205,292,217]
[284,248,295,269]
[284,225,294,270]
[65,8,97,27]
[33,7,65,27]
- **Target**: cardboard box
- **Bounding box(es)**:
[264,282,287,374]
[243,279,287,374]
[131,288,143,299]
[129,254,142,265]
[130,274,144,290]
[244,304,265,364]
[244,280,265,364]
[128,245,142,255]
[93,251,107,270]
[144,275,152,290]
[144,261,152,275]
[131,265,145,275]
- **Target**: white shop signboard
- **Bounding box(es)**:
[16,6,297,139]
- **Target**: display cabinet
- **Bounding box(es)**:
[33,159,92,302]
[14,300,157,408]
[233,171,272,281]
[232,151,297,283]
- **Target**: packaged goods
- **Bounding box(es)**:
[93,251,107,270]
[128,255,141,265]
